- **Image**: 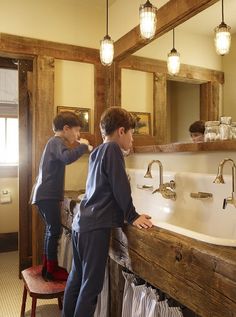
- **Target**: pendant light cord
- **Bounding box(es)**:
[222,0,224,23]
[106,0,109,36]
[173,28,175,49]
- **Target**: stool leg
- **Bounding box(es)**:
[20,286,27,317]
[58,297,63,310]
[31,297,37,317]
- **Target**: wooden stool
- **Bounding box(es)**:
[20,265,66,317]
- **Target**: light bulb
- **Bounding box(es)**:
[139,1,157,39]
[100,35,114,66]
[167,49,180,75]
[214,23,231,55]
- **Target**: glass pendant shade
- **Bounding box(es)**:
[139,0,157,39]
[100,35,114,66]
[167,48,180,75]
[214,22,231,55]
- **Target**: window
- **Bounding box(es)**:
[0,117,18,165]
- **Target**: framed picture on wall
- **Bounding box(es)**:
[57,106,90,133]
[130,111,151,135]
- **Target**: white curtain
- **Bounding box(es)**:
[122,272,135,317]
[58,228,72,272]
[122,278,184,317]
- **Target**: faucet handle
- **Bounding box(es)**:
[223,198,227,209]
[169,180,176,190]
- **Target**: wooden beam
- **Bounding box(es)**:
[94,64,106,146]
[120,55,224,84]
[0,33,100,64]
[153,73,168,144]
[18,59,34,272]
[32,56,55,265]
[114,0,220,61]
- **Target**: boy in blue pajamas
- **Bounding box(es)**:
[62,107,153,317]
[31,111,91,281]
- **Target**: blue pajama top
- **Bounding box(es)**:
[31,136,87,203]
[72,141,140,233]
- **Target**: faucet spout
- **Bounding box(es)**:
[144,160,176,200]
[214,158,236,209]
[144,160,163,187]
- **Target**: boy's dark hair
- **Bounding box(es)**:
[189,120,205,134]
[100,107,136,136]
[53,111,83,131]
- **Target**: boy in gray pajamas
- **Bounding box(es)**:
[31,111,91,281]
[63,107,153,317]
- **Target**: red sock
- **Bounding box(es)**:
[46,259,68,281]
[41,255,47,277]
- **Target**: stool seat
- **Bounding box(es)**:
[21,265,66,317]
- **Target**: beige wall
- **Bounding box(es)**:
[126,151,236,175]
[54,60,94,190]
[223,33,236,121]
[0,0,104,48]
[0,178,19,233]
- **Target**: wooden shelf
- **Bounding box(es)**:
[134,140,236,153]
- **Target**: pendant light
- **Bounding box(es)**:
[214,0,231,56]
[100,0,114,66]
[139,0,157,40]
[167,29,180,76]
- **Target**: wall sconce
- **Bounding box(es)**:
[214,0,231,55]
[167,29,180,75]
[100,0,114,66]
[139,0,157,39]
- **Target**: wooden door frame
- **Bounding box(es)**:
[18,58,34,272]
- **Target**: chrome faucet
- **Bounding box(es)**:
[144,160,176,200]
[213,158,236,209]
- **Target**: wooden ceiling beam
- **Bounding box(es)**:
[0,33,100,64]
[114,0,220,61]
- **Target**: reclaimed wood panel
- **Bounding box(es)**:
[18,59,33,272]
[110,225,236,317]
[0,33,99,64]
[134,140,236,153]
[120,56,224,84]
[114,0,220,61]
[153,73,168,144]
[94,64,106,146]
[31,56,55,265]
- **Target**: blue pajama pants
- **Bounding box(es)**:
[62,228,111,317]
[36,200,61,261]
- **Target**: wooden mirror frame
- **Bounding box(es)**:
[117,55,227,153]
[110,0,234,153]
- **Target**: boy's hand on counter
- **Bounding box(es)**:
[132,214,153,229]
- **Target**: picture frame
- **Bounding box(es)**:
[57,106,90,133]
[130,111,151,135]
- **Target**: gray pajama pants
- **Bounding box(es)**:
[62,228,111,317]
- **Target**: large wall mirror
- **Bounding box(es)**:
[120,0,236,151]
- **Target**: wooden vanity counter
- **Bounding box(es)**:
[109,225,236,317]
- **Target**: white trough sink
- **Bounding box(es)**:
[128,168,236,247]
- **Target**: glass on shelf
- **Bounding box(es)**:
[219,116,232,140]
[231,122,236,139]
[204,121,220,142]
